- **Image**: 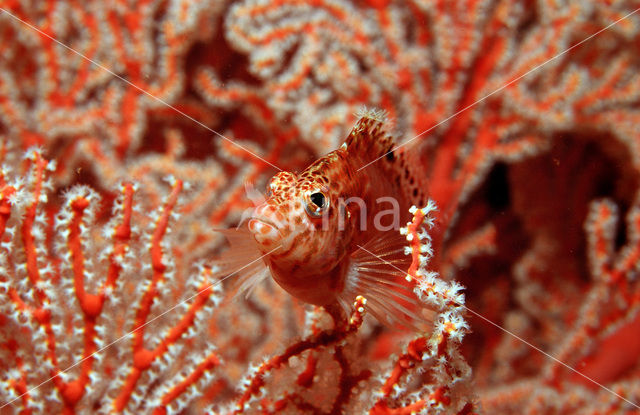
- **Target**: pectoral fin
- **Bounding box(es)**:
[212,227,270,300]
[340,232,435,331]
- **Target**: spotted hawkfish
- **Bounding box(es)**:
[213,109,434,329]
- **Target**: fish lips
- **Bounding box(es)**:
[248,217,284,246]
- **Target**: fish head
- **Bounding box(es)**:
[248,168,349,271]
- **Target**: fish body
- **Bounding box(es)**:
[216,109,432,328]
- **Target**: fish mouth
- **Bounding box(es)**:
[248,217,283,244]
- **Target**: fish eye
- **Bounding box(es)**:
[304,191,329,218]
[310,192,325,208]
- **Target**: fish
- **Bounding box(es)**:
[213,108,434,329]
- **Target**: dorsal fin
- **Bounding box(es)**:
[344,108,395,162]
[343,108,429,207]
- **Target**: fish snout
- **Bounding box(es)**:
[249,202,297,247]
[248,218,282,245]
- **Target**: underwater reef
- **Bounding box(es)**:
[0,1,639,413]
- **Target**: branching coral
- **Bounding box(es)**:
[0,148,473,414]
